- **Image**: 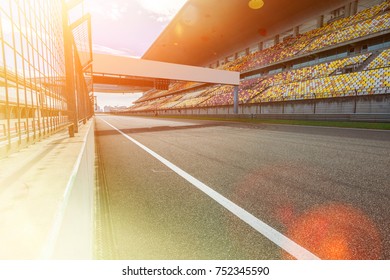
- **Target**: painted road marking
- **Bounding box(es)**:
[99,117,320,260]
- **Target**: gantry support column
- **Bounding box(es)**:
[233,85,239,114]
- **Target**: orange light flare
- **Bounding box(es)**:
[248,0,265,10]
[223,165,382,260]
[284,203,382,260]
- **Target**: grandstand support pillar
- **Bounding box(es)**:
[313,93,317,114]
[345,2,352,17]
[294,26,300,37]
[233,86,239,114]
[317,15,324,28]
[351,0,358,16]
[258,42,264,51]
[274,34,280,45]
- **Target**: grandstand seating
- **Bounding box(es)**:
[129,1,390,112]
[170,90,208,108]
[239,2,390,72]
[366,49,390,69]
[157,93,187,110]
[252,68,389,103]
[240,34,312,72]
[177,96,211,108]
[239,78,272,103]
[202,85,235,107]
[304,13,390,53]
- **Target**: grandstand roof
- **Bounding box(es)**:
[142,0,349,66]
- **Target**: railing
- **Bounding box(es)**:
[0,0,94,158]
[0,116,70,152]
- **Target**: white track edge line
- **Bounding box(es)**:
[99,117,320,260]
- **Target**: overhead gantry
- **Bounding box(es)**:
[92,53,241,113]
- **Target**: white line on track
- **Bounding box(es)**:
[99,117,320,260]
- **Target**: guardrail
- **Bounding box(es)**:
[0,116,74,158]
[40,119,95,259]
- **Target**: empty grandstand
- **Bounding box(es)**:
[124,0,390,119]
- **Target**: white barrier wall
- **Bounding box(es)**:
[49,120,95,259]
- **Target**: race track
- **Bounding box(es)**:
[94,115,390,260]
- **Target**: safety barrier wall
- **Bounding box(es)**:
[44,119,95,259]
[124,94,390,122]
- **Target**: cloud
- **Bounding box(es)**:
[85,0,128,21]
[136,0,187,22]
[94,92,143,108]
[92,44,140,58]
[86,0,186,23]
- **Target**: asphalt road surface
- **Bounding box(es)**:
[94,115,390,260]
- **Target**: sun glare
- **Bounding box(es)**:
[137,0,187,19]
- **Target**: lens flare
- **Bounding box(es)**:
[248,0,264,10]
[285,203,382,260]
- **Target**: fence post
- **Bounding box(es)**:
[62,2,78,133]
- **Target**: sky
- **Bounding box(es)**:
[84,0,187,108]
[85,0,187,58]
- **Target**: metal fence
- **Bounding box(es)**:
[0,0,93,157]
